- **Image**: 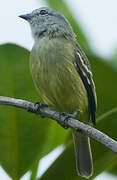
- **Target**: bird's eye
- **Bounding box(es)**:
[40,10,47,15]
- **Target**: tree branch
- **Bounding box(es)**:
[0,96,117,153]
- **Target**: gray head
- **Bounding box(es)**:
[19,7,75,40]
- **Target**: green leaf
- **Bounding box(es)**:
[108,161,117,175]
[111,48,117,70]
[90,56,117,118]
[0,44,69,179]
[39,56,117,180]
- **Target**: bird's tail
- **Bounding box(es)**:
[72,130,93,178]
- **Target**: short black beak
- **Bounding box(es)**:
[19,14,31,21]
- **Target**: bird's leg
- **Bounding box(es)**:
[59,110,78,129]
[28,102,48,117]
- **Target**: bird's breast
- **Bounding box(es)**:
[30,37,89,115]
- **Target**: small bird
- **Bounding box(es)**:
[19,7,97,178]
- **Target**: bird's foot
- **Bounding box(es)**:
[59,111,78,129]
[28,102,48,117]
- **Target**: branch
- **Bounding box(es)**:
[0,96,117,153]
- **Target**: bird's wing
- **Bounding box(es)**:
[74,43,97,125]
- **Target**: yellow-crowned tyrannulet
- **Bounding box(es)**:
[20,7,97,178]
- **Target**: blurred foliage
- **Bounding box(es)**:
[111,48,117,70]
[0,0,117,180]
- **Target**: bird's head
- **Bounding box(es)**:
[19,7,75,40]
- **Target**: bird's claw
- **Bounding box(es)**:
[59,111,78,129]
[27,102,48,117]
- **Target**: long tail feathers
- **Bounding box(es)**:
[72,131,93,178]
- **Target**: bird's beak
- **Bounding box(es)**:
[19,14,31,21]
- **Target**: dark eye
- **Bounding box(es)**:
[40,10,47,15]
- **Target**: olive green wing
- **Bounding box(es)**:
[74,43,97,125]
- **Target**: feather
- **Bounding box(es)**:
[74,44,97,125]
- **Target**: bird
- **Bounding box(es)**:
[19,7,97,178]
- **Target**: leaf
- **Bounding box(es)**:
[40,56,117,180]
[110,48,117,70]
[0,44,69,179]
[90,56,117,118]
[108,161,117,175]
